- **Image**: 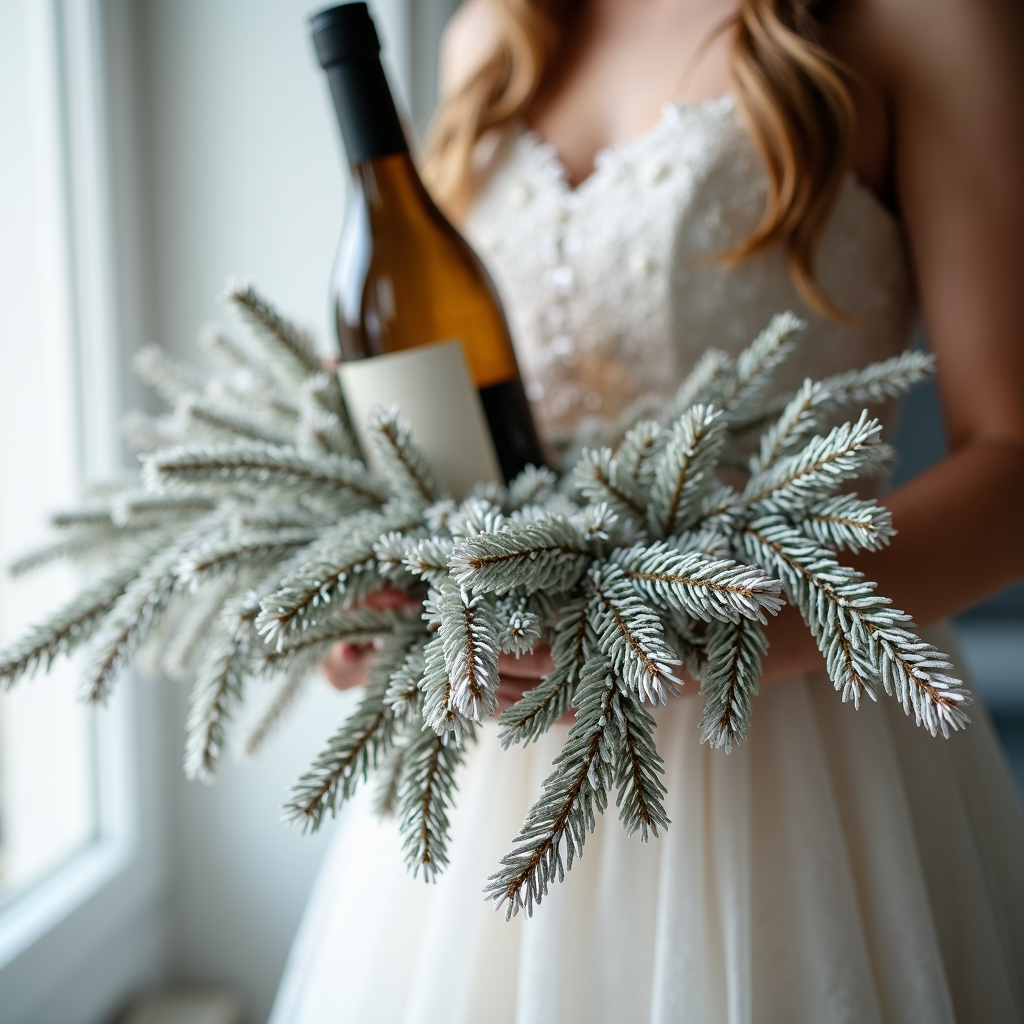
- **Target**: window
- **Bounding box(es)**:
[0,4,164,1021]
[0,0,97,907]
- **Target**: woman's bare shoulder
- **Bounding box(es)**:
[439,0,502,98]
[838,0,1023,93]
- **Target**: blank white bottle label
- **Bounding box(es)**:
[337,340,502,498]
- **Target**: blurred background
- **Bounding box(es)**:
[0,1,1020,1022]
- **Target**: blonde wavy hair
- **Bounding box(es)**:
[422,0,858,317]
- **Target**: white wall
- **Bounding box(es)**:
[120,1,418,1020]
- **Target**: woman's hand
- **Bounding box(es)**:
[759,604,826,686]
[322,598,824,704]
[319,640,377,691]
[496,644,555,711]
[492,605,826,717]
[319,587,421,692]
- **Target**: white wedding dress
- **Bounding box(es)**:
[269,97,1024,1023]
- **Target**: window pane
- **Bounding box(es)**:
[0,0,97,903]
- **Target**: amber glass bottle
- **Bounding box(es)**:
[310,2,544,481]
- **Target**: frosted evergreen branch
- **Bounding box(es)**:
[122,411,179,452]
[227,503,323,532]
[615,419,663,491]
[447,497,508,538]
[816,350,935,411]
[744,411,889,512]
[241,670,309,759]
[373,740,408,817]
[750,379,825,472]
[740,518,971,733]
[495,594,543,656]
[184,624,251,782]
[301,370,351,424]
[2,290,965,907]
[111,494,216,529]
[588,564,680,704]
[144,442,386,509]
[661,607,709,681]
[175,528,317,588]
[673,526,734,561]
[612,542,784,624]
[161,576,238,679]
[505,465,558,511]
[666,348,733,419]
[199,324,256,373]
[260,608,401,677]
[573,447,647,527]
[298,408,356,458]
[134,345,204,403]
[485,654,619,918]
[401,536,454,585]
[384,641,426,718]
[9,523,146,576]
[283,639,411,832]
[740,517,891,708]
[865,622,971,737]
[720,312,804,423]
[801,494,895,553]
[750,351,934,474]
[398,721,476,880]
[723,393,794,442]
[614,689,669,839]
[256,507,416,645]
[180,395,293,446]
[420,632,473,741]
[449,517,594,594]
[470,479,507,506]
[699,617,766,751]
[571,502,619,544]
[499,595,590,747]
[49,509,115,530]
[648,405,727,538]
[226,282,321,383]
[84,532,206,702]
[366,406,448,505]
[438,582,500,722]
[373,530,417,582]
[0,561,144,688]
[199,325,301,415]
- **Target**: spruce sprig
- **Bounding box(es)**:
[0,290,969,920]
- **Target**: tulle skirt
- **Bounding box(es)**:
[269,627,1024,1023]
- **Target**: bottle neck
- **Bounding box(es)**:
[350,152,430,216]
[325,58,407,165]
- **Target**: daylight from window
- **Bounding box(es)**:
[0,0,97,904]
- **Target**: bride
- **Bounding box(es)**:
[271,0,1024,1020]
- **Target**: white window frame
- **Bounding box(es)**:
[0,3,165,1021]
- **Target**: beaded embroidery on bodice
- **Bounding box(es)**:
[465,95,915,451]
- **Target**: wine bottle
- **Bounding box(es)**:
[310,2,544,486]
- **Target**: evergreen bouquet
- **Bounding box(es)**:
[0,286,970,918]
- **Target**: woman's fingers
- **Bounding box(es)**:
[495,676,531,711]
[497,642,554,679]
[318,587,421,690]
[362,586,421,613]
[319,641,375,691]
[494,641,575,722]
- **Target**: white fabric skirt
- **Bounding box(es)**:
[269,631,1024,1024]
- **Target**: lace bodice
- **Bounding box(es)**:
[465,95,915,450]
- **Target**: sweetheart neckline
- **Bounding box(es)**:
[515,92,900,235]
[519,94,736,196]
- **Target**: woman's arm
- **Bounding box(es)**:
[761,0,1024,681]
[864,0,1024,614]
